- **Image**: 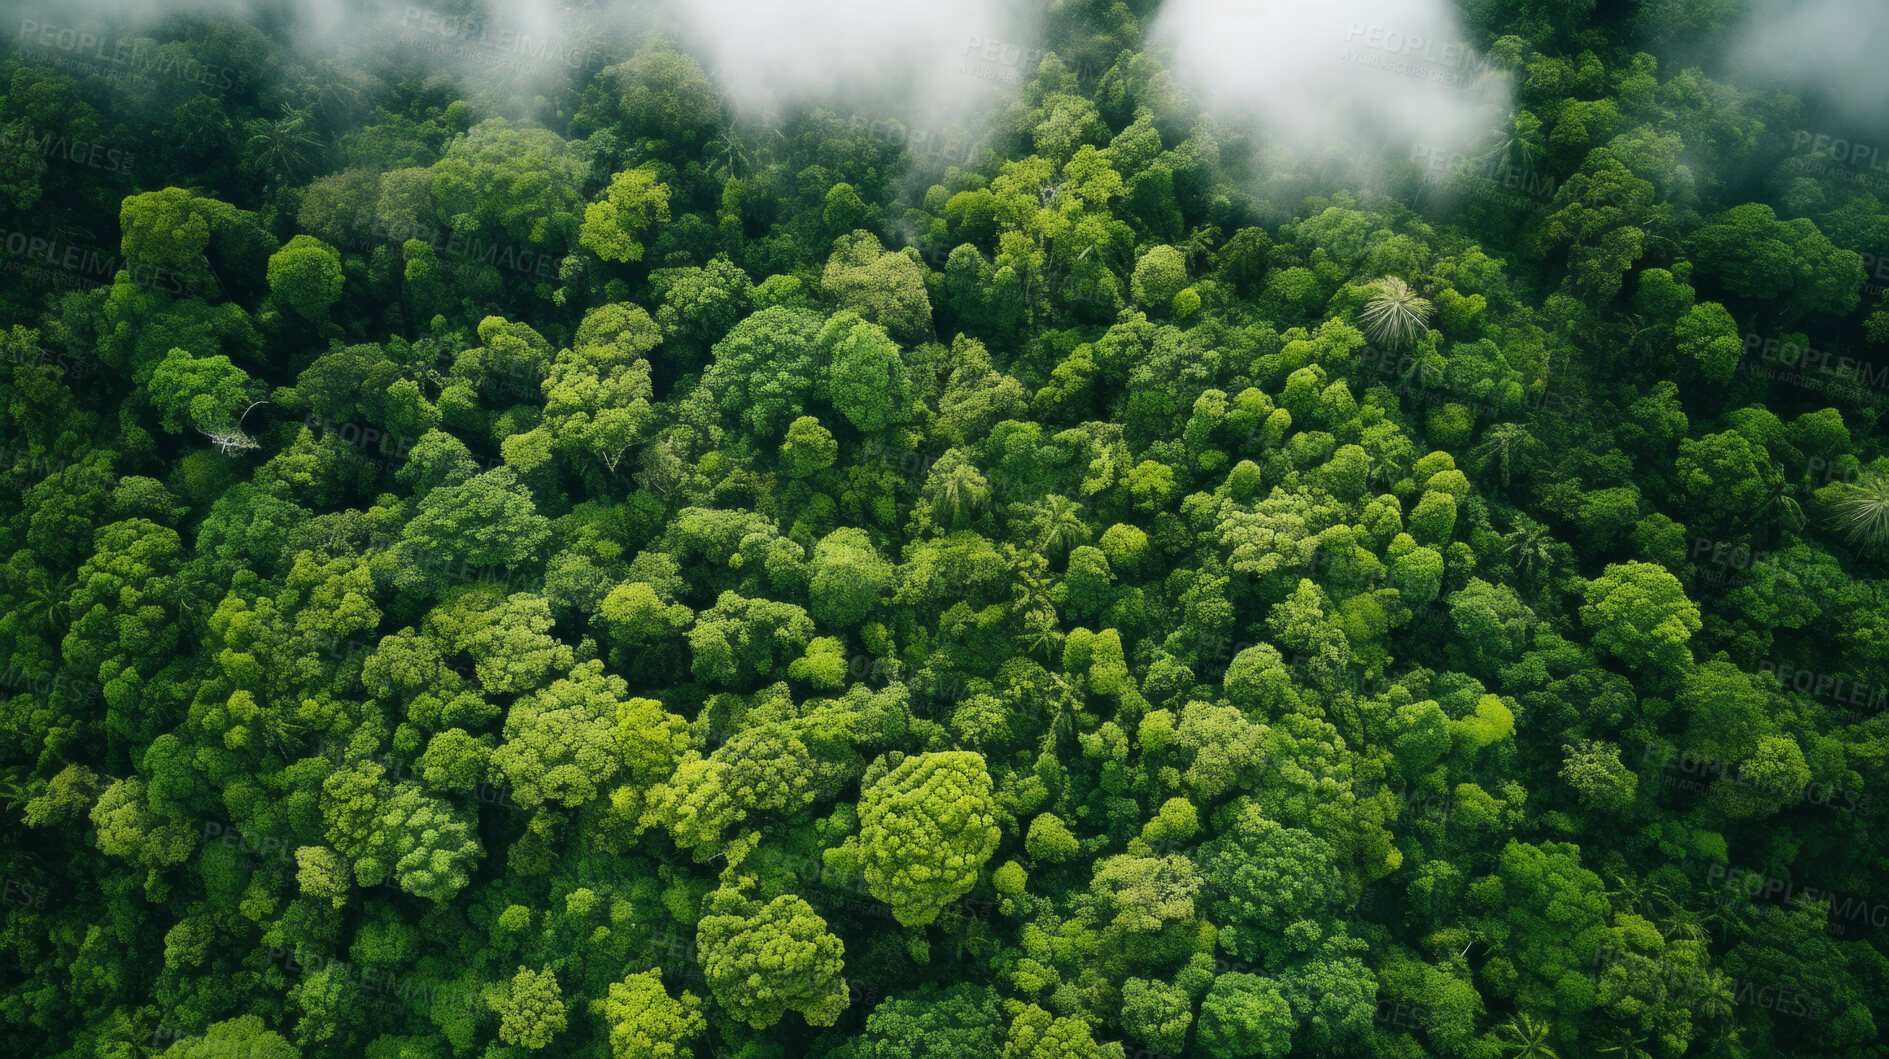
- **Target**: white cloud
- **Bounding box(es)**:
[1149,0,1512,160]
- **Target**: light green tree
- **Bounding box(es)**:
[859,752,1001,926]
[697,889,849,1028]
[580,166,672,263]
[592,970,706,1059]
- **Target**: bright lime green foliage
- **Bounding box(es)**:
[381,783,481,900]
[1579,561,1702,670]
[598,582,693,647]
[432,118,588,251]
[1674,301,1743,382]
[493,660,632,808]
[119,187,212,270]
[809,527,891,628]
[697,889,849,1028]
[1452,693,1517,751]
[9,15,1889,1059]
[592,971,706,1059]
[397,466,552,572]
[780,416,838,477]
[267,234,344,320]
[1025,812,1081,862]
[147,348,254,434]
[1002,1003,1103,1058]
[821,311,914,433]
[1131,244,1188,308]
[688,591,816,687]
[161,1016,299,1059]
[822,230,934,341]
[581,167,672,263]
[493,967,567,1049]
[1199,974,1293,1058]
[859,752,1001,926]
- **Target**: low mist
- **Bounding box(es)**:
[1149,0,1513,165]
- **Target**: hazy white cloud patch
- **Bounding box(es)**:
[648,0,1035,124]
[1149,0,1513,162]
[1725,0,1889,128]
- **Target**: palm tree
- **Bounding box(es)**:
[1596,1029,1653,1059]
[1694,970,1736,1025]
[1695,883,1746,945]
[1471,423,1536,490]
[1015,611,1065,663]
[242,106,321,186]
[1752,476,1805,534]
[1503,517,1558,580]
[1475,109,1547,182]
[1827,472,1889,549]
[930,460,990,528]
[705,127,752,183]
[1493,1013,1559,1058]
[13,568,74,638]
[1030,495,1091,558]
[1357,276,1433,351]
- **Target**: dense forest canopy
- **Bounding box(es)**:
[1,0,1888,1056]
